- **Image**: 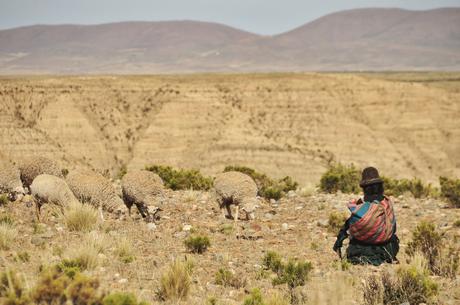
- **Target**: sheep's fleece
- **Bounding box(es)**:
[30,174,79,207]
[19,156,62,187]
[213,171,258,213]
[66,169,125,212]
[0,155,25,197]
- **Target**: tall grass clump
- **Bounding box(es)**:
[157,260,193,301]
[382,177,436,198]
[0,222,17,250]
[0,269,30,305]
[145,165,213,190]
[115,237,135,263]
[224,165,298,200]
[328,211,347,233]
[319,163,360,194]
[61,202,98,232]
[439,176,460,207]
[0,194,9,206]
[214,268,245,288]
[102,292,149,305]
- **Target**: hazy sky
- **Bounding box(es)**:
[1,0,459,34]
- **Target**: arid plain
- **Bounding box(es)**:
[0,73,459,305]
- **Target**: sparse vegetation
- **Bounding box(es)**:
[0,214,14,226]
[185,235,210,254]
[61,202,99,232]
[102,292,149,305]
[439,176,460,207]
[145,165,213,190]
[382,176,437,198]
[243,288,264,305]
[0,194,9,205]
[0,269,30,305]
[157,260,193,301]
[319,163,360,194]
[224,165,298,200]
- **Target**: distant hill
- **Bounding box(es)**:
[0,8,459,73]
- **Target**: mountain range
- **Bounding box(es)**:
[0,7,459,73]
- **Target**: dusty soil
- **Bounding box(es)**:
[0,73,459,186]
[1,189,459,305]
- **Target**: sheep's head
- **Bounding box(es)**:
[241,197,258,220]
[8,186,26,202]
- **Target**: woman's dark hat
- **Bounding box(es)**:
[360,167,383,187]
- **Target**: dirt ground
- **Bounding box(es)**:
[1,188,459,305]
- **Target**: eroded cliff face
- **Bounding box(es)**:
[1,73,459,185]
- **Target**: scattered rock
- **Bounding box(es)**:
[317,219,329,228]
[30,236,45,246]
[282,223,289,230]
[118,278,128,284]
[287,190,297,198]
[182,224,192,231]
[147,223,157,231]
[270,199,277,205]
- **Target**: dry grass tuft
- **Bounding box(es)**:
[157,259,193,301]
[115,237,135,263]
[0,222,17,250]
[61,202,99,232]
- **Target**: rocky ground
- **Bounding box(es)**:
[1,189,459,305]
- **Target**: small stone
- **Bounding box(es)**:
[282,223,289,230]
[31,236,45,246]
[317,219,329,228]
[114,273,120,278]
[270,199,277,205]
[147,223,157,231]
[287,190,296,198]
[118,278,128,284]
[398,302,410,305]
[264,213,273,220]
[295,206,303,210]
[182,224,192,231]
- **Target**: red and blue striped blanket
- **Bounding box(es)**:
[347,196,396,244]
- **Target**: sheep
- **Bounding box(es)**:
[213,171,259,223]
[19,156,62,188]
[66,169,126,216]
[121,170,164,221]
[0,156,26,201]
[30,174,79,218]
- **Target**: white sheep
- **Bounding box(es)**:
[0,155,25,201]
[121,170,164,221]
[213,171,259,223]
[30,174,79,218]
[19,156,62,188]
[66,169,126,215]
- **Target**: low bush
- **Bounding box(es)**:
[262,251,313,290]
[243,288,264,305]
[102,292,149,305]
[215,268,245,288]
[319,163,360,194]
[0,194,9,206]
[157,260,193,301]
[57,259,84,279]
[61,202,99,232]
[364,255,438,305]
[439,176,460,207]
[145,165,213,190]
[224,165,298,200]
[184,235,210,254]
[0,269,30,305]
[242,289,290,305]
[382,177,436,198]
[406,221,459,277]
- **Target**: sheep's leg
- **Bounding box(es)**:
[225,204,232,219]
[234,205,239,222]
[35,201,41,222]
[98,206,104,222]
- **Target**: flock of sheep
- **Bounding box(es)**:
[0,155,259,223]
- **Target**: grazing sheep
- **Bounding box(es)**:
[213,171,258,222]
[121,170,164,221]
[66,169,126,215]
[30,174,79,218]
[0,156,25,201]
[19,156,62,188]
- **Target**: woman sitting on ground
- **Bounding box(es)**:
[333,167,399,266]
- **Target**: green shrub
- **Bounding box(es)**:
[0,214,14,226]
[15,251,30,263]
[439,176,460,207]
[116,164,128,180]
[454,219,460,227]
[243,288,264,305]
[215,268,244,288]
[103,292,149,305]
[184,235,210,254]
[327,211,347,233]
[57,259,84,279]
[262,251,312,290]
[382,177,436,198]
[31,267,72,305]
[66,273,103,305]
[145,165,213,190]
[224,165,298,200]
[406,222,442,272]
[319,163,360,193]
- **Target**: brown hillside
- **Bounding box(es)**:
[0,73,459,185]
